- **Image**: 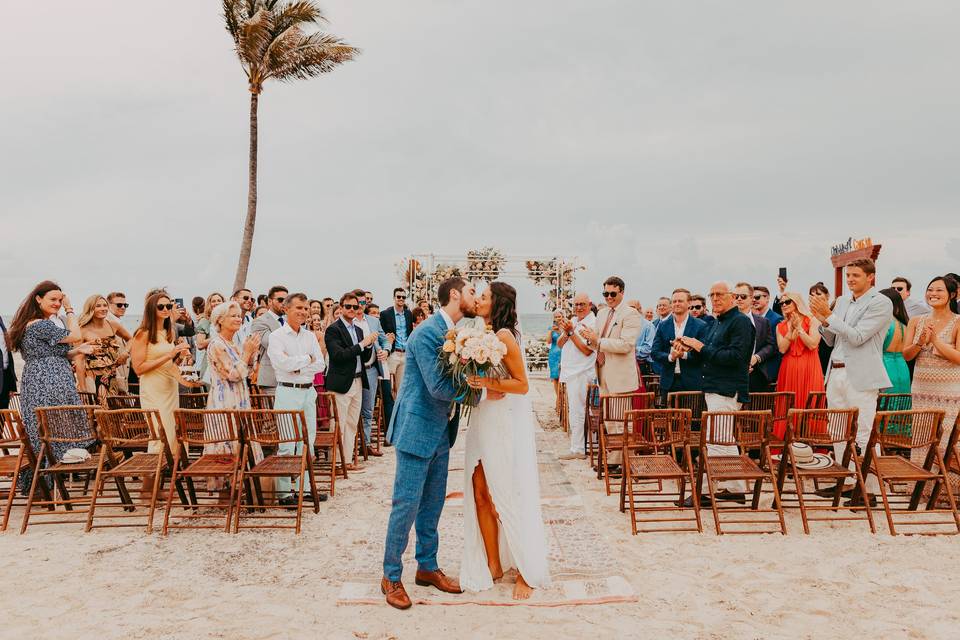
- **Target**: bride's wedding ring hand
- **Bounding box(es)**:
[466,375,487,389]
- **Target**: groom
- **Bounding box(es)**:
[382,277,491,609]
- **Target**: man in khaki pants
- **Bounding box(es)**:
[381,288,415,395]
[580,276,642,466]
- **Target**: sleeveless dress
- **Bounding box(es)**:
[774,317,824,439]
[910,315,960,499]
[881,321,911,395]
[139,332,180,453]
[17,320,94,492]
[82,330,125,402]
[547,330,562,381]
[461,334,550,592]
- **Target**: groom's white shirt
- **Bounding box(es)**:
[438,309,455,331]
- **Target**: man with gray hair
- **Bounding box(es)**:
[557,292,597,460]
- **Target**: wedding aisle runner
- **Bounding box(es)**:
[337,409,639,607]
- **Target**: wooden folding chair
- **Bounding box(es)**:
[0,410,45,531]
[641,375,660,406]
[21,406,117,533]
[862,410,960,535]
[369,385,384,454]
[777,408,875,534]
[234,410,320,533]
[179,392,208,410]
[105,394,141,410]
[315,392,348,496]
[77,391,99,407]
[8,392,21,415]
[557,382,569,433]
[162,409,242,534]
[804,391,827,410]
[87,409,185,533]
[585,383,601,467]
[668,391,707,450]
[876,393,912,412]
[598,392,655,495]
[619,408,701,534]
[745,391,795,444]
[697,411,786,535]
[250,393,275,410]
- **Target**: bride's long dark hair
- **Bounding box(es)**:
[489,282,519,338]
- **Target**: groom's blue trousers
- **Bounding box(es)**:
[382,441,450,582]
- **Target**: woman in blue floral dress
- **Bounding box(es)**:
[8,281,94,493]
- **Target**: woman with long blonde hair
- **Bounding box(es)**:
[774,291,824,438]
[74,294,131,400]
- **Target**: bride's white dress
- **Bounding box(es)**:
[460,337,551,592]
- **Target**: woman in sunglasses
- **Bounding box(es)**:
[773,292,824,438]
[131,292,202,459]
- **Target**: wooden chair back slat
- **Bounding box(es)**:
[178,393,208,410]
[746,392,795,422]
[8,392,21,414]
[105,395,141,410]
[786,408,858,446]
[250,393,276,411]
[667,391,707,428]
[876,393,913,412]
[94,409,163,447]
[874,410,944,451]
[0,409,28,446]
[602,392,655,425]
[624,409,691,452]
[77,392,99,407]
[238,410,307,446]
[700,411,772,449]
[35,406,98,443]
[173,409,239,446]
[804,391,828,410]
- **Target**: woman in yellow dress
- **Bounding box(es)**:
[130,292,202,455]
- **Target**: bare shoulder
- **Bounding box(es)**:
[495,328,519,349]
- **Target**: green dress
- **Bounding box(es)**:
[881,322,911,395]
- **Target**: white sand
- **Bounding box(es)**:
[1,380,959,639]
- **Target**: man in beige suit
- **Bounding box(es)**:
[580,276,642,465]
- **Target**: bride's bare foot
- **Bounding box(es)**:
[489,562,504,582]
[512,573,533,600]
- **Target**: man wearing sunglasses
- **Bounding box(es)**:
[232,288,256,343]
[557,292,597,460]
[325,291,380,470]
[733,282,776,393]
[106,291,132,392]
[579,276,642,468]
[689,294,715,327]
[381,288,415,394]
[250,285,288,396]
[891,276,930,318]
[752,285,783,390]
[353,289,390,458]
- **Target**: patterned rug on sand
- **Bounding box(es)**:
[337,430,638,607]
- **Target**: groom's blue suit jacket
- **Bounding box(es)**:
[386,312,461,458]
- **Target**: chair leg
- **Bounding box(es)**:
[789,455,811,535]
[851,451,876,533]
[20,445,46,534]
[874,467,897,535]
[705,466,722,534]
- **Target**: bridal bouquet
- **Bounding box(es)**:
[438,326,508,407]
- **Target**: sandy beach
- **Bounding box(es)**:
[1,379,958,640]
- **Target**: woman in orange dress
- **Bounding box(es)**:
[774,292,824,439]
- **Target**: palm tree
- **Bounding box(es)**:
[223,0,358,291]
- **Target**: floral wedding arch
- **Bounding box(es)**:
[396,248,583,314]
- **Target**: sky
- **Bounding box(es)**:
[3,1,958,314]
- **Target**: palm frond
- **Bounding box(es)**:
[265,32,359,83]
[272,0,326,35]
[237,7,275,71]
[222,0,244,45]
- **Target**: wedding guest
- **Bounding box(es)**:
[250,285,287,397]
[690,294,715,327]
[878,288,911,395]
[628,300,655,374]
[810,258,891,506]
[354,289,388,457]
[196,292,225,384]
[8,281,94,492]
[106,292,133,392]
[325,292,378,470]
[131,292,201,454]
[733,282,776,393]
[145,287,196,340]
[412,307,427,328]
[678,281,755,504]
[322,297,335,320]
[546,312,563,402]
[644,309,655,322]
[557,293,596,460]
[579,276,642,467]
[366,304,381,318]
[269,293,327,504]
[203,301,261,497]
[892,276,931,318]
[809,282,834,374]
[254,305,268,319]
[309,313,328,361]
[107,291,129,322]
[75,294,132,401]
[774,292,824,438]
[381,288,415,393]
[903,276,960,498]
[309,299,323,317]
[0,313,15,410]
[192,296,205,319]
[753,285,783,388]
[651,289,707,404]
[652,297,671,328]
[772,273,788,316]
[418,299,433,316]
[232,288,256,342]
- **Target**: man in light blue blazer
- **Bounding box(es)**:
[381,277,483,610]
[811,258,892,504]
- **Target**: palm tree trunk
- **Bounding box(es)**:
[233,91,259,292]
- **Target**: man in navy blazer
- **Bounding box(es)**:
[734,283,777,392]
[382,277,485,610]
[651,289,707,403]
[753,286,783,388]
[0,316,16,410]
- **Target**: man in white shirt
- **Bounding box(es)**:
[557,293,597,460]
[267,292,326,505]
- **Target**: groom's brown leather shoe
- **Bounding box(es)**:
[381,577,412,610]
[415,568,463,594]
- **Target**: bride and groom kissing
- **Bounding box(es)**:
[381,277,550,609]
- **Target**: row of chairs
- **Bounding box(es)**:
[615,405,960,536]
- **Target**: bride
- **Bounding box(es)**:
[463,282,550,600]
